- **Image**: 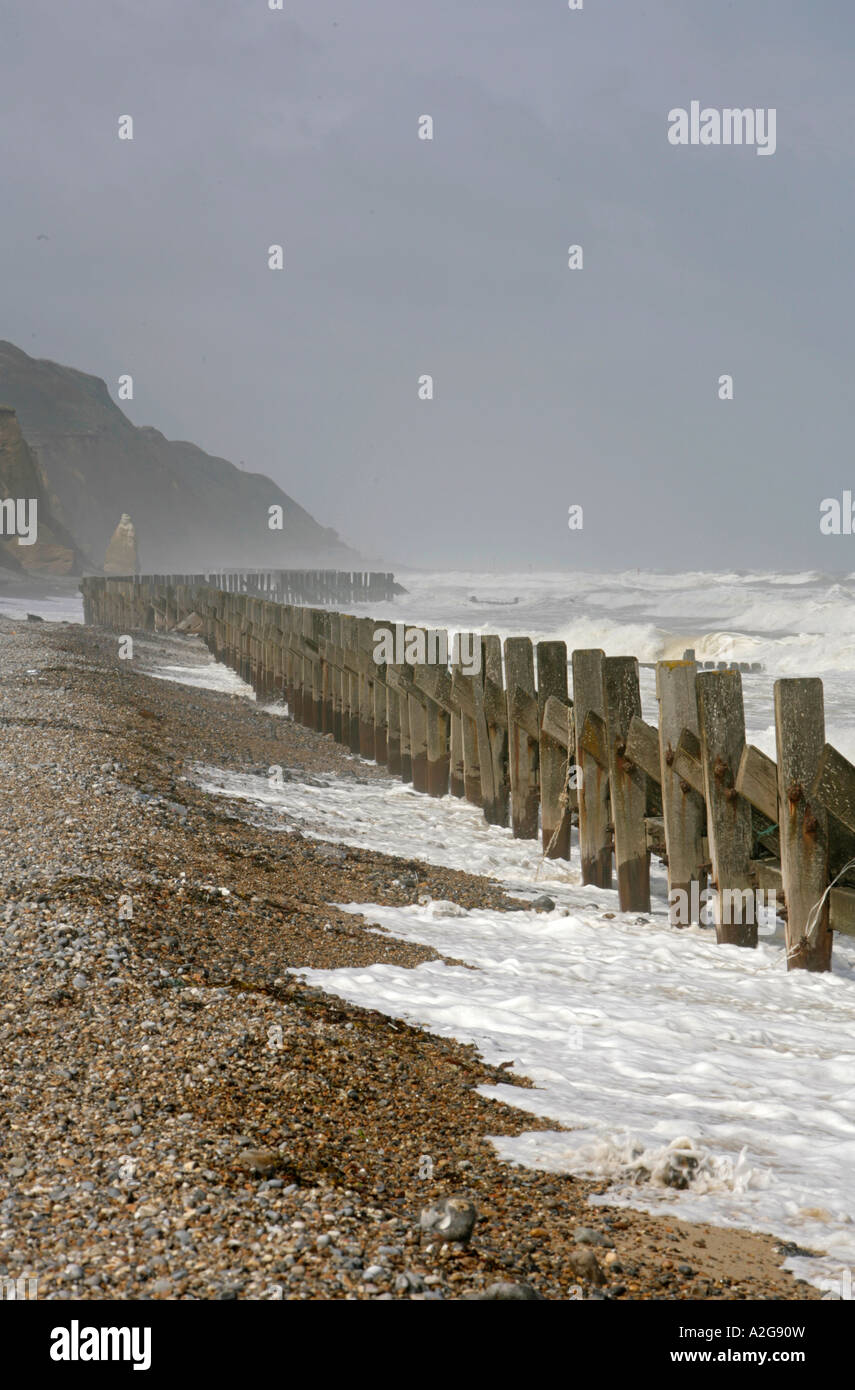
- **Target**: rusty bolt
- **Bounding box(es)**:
[679,778,691,795]
[804,806,818,835]
[787,781,803,805]
[725,787,738,804]
[713,756,728,784]
[665,744,675,767]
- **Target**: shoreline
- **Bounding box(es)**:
[0,615,821,1300]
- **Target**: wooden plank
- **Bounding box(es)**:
[572,649,612,888]
[656,660,706,920]
[541,694,573,749]
[673,727,705,798]
[537,641,572,858]
[625,715,661,784]
[751,859,855,939]
[508,685,540,741]
[579,710,608,768]
[810,742,855,836]
[505,638,540,839]
[604,656,650,911]
[775,679,832,972]
[412,662,455,714]
[696,671,757,947]
[736,744,778,823]
[645,817,666,852]
[451,668,477,719]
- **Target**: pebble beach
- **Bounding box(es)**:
[0,614,822,1301]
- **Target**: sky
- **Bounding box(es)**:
[1,0,854,570]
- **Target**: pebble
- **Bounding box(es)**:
[574,1226,615,1249]
[468,1282,546,1301]
[419,1196,477,1245]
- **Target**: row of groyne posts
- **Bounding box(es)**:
[81,574,855,974]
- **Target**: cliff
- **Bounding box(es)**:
[0,406,88,574]
[0,341,358,573]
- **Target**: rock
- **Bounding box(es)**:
[531,895,555,912]
[26,613,44,622]
[419,1195,477,1245]
[566,1249,607,1286]
[104,513,139,576]
[71,973,88,990]
[362,1264,385,1282]
[175,611,204,635]
[468,1281,546,1301]
[232,1148,286,1178]
[574,1226,614,1248]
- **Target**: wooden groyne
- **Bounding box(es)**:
[81,575,855,973]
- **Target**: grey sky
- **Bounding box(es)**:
[2,0,854,569]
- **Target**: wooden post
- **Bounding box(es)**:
[504,638,539,838]
[696,671,757,947]
[340,615,361,754]
[656,661,706,920]
[386,676,402,775]
[449,707,465,798]
[537,641,571,859]
[424,631,451,797]
[480,636,509,826]
[408,689,428,792]
[357,618,376,760]
[373,655,388,767]
[603,657,650,910]
[775,679,832,972]
[453,636,484,806]
[572,649,612,888]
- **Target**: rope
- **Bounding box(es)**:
[535,751,574,879]
[792,855,855,958]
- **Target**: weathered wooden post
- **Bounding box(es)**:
[408,686,428,792]
[537,641,572,859]
[656,660,707,919]
[775,679,832,972]
[603,657,649,911]
[356,618,376,760]
[328,612,344,742]
[477,636,509,826]
[372,632,389,765]
[572,649,612,888]
[452,635,484,806]
[696,671,756,947]
[339,615,361,754]
[504,638,540,839]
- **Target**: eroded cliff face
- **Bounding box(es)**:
[0,406,87,574]
[0,341,359,573]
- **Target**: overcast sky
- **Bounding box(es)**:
[2,0,854,570]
